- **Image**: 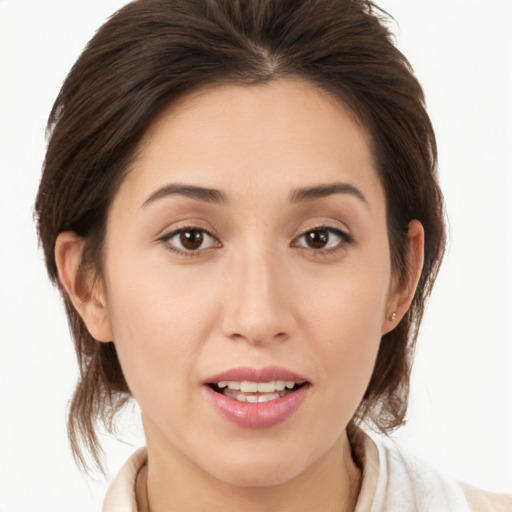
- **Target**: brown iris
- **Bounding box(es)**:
[304,229,330,249]
[179,229,204,250]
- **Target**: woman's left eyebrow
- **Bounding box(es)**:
[289,182,367,204]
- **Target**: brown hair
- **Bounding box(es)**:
[35,0,445,472]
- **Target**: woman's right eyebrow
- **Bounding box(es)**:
[142,183,227,207]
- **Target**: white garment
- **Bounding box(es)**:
[355,431,468,512]
[103,447,147,512]
[102,429,511,511]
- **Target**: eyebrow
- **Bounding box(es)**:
[142,181,367,207]
[290,182,367,204]
[142,183,227,206]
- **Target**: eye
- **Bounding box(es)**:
[293,227,351,251]
[161,227,220,254]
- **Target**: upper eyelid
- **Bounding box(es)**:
[163,225,215,237]
[292,225,354,248]
[157,221,218,240]
[160,227,220,247]
[296,223,351,238]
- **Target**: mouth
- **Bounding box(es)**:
[203,366,310,428]
[208,380,308,404]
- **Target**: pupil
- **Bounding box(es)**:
[307,230,328,249]
[180,230,203,250]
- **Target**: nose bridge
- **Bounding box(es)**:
[221,242,294,344]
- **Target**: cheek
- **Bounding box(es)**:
[102,256,221,406]
[302,255,391,400]
[305,251,391,341]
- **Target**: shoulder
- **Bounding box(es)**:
[460,482,512,512]
[356,428,512,512]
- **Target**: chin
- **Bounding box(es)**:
[193,438,320,489]
[207,459,303,488]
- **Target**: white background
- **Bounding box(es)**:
[0,1,511,510]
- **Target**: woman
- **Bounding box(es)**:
[34,0,511,510]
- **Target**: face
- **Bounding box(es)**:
[98,79,398,486]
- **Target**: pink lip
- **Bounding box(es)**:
[204,365,308,385]
[203,366,310,429]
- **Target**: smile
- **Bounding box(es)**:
[211,380,305,403]
[203,367,310,428]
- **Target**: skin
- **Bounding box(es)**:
[56,79,424,512]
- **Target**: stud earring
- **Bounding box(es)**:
[391,312,397,321]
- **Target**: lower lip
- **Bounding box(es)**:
[203,385,310,429]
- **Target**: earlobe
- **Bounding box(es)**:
[54,232,113,342]
[382,220,425,334]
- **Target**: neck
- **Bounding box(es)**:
[139,422,362,512]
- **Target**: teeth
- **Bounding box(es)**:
[225,391,283,403]
[257,392,281,403]
[240,381,258,392]
[216,380,298,393]
[257,381,277,392]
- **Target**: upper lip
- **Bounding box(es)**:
[204,365,309,385]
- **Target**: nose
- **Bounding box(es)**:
[220,247,296,346]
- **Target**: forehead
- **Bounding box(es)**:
[119,78,383,209]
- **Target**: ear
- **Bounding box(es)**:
[54,231,113,342]
[382,220,425,334]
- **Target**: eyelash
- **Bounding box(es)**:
[292,226,354,256]
[158,226,220,257]
[158,225,353,257]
